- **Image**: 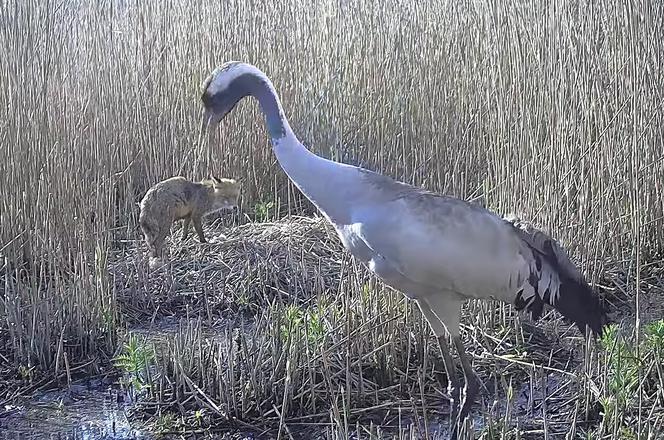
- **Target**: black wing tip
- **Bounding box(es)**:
[575,310,610,339]
[584,302,611,339]
[558,278,609,339]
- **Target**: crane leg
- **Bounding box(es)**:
[453,335,479,423]
[437,334,461,431]
[416,297,467,438]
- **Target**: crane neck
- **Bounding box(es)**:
[248,71,315,168]
[249,71,357,224]
[248,72,293,142]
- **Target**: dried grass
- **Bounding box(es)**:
[112,216,350,322]
[1,0,663,438]
[111,218,660,439]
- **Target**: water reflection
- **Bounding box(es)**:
[0,379,148,440]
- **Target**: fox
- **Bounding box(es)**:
[139,176,240,262]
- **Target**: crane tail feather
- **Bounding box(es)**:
[555,275,607,337]
[505,215,609,337]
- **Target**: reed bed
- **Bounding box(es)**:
[111,218,612,439]
[1,0,663,438]
[112,219,660,439]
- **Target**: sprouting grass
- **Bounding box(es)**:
[152,411,180,437]
[253,200,277,223]
[279,304,327,349]
[113,334,155,397]
[597,320,664,438]
[0,0,663,438]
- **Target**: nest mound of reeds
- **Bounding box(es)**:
[111,216,367,322]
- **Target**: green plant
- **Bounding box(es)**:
[599,320,664,433]
[280,304,303,344]
[153,412,179,436]
[279,304,326,348]
[235,290,250,307]
[254,200,275,222]
[600,325,639,410]
[194,408,204,427]
[644,319,664,357]
[113,334,155,394]
[305,307,325,346]
[17,365,34,382]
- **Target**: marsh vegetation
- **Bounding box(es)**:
[1,0,663,438]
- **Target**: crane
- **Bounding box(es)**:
[199,61,608,438]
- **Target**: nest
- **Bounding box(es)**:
[111,216,368,323]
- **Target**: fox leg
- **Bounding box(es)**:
[182,215,191,241]
[192,216,207,243]
[141,221,159,259]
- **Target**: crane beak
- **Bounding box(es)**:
[201,109,222,130]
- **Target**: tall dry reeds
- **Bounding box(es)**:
[0,0,662,437]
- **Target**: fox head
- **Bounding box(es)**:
[205,176,241,211]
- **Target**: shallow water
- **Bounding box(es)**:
[0,379,148,440]
[0,313,544,440]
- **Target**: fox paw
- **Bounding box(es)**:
[148,257,166,270]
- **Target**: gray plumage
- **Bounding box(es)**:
[199,61,608,439]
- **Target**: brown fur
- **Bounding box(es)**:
[139,176,240,260]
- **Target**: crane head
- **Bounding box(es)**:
[200,61,248,127]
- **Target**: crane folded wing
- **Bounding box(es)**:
[505,215,608,336]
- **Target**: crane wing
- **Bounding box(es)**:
[505,214,585,283]
[350,192,530,303]
[336,168,607,336]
